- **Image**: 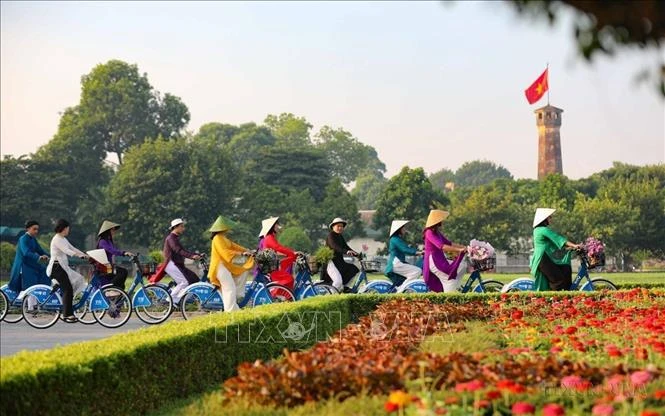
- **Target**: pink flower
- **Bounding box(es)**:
[592,404,615,416]
[511,402,536,415]
[630,371,652,387]
[455,379,485,392]
[561,375,591,391]
[542,403,566,416]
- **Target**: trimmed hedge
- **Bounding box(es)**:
[0,296,352,416]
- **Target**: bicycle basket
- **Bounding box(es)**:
[306,255,320,274]
[361,260,381,273]
[141,263,156,277]
[256,249,281,274]
[471,256,496,272]
[587,252,606,269]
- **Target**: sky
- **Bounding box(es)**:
[2,1,664,180]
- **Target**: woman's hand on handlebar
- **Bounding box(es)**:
[124,251,135,257]
[347,250,358,256]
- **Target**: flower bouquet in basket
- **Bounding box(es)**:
[467,239,496,271]
[584,237,606,269]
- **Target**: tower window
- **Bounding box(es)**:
[538,113,543,120]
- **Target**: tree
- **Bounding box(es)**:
[445,180,532,253]
[454,160,513,188]
[538,173,578,212]
[429,168,456,192]
[78,60,190,164]
[252,145,331,201]
[506,1,665,96]
[106,137,241,250]
[351,170,387,210]
[264,113,312,147]
[194,122,240,146]
[279,226,313,252]
[320,178,364,240]
[315,126,386,184]
[226,123,277,168]
[373,167,447,238]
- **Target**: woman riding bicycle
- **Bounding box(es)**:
[531,208,582,291]
[96,220,134,289]
[8,220,50,294]
[321,217,358,293]
[46,219,88,323]
[163,218,203,305]
[385,220,423,291]
[208,216,254,312]
[260,217,298,291]
[422,210,467,293]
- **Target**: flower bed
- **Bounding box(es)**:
[213,290,665,415]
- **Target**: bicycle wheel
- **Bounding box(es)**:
[135,284,173,324]
[180,291,218,320]
[71,291,96,325]
[266,283,295,303]
[360,280,394,294]
[400,280,428,293]
[314,282,338,295]
[3,297,24,324]
[478,280,504,293]
[92,287,132,328]
[580,278,618,291]
[0,290,8,321]
[22,293,60,329]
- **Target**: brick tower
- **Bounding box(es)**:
[535,105,563,179]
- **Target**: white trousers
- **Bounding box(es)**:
[393,258,422,291]
[216,265,250,312]
[165,261,190,303]
[429,256,461,293]
[326,262,344,291]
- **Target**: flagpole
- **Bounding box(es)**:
[546,62,550,105]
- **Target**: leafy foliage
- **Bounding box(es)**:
[0,242,16,273]
[279,226,313,252]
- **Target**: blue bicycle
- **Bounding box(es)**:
[179,250,295,320]
[502,248,616,292]
[125,255,173,324]
[20,272,132,329]
[292,253,338,298]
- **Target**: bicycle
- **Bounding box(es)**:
[315,253,393,294]
[125,255,173,324]
[0,285,24,323]
[363,255,503,294]
[501,248,617,292]
[20,271,132,329]
[292,253,339,298]
[179,250,295,320]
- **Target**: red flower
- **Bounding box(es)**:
[512,401,536,415]
[640,411,660,416]
[455,379,485,392]
[511,310,524,320]
[565,326,577,335]
[486,390,502,400]
[653,389,665,400]
[474,399,490,409]
[384,401,399,412]
[542,403,566,416]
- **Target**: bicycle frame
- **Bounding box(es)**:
[26,274,111,313]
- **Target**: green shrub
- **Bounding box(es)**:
[148,249,164,264]
[0,242,16,273]
[314,246,334,265]
[0,296,352,416]
[279,226,312,252]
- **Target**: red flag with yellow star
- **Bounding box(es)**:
[524,69,548,104]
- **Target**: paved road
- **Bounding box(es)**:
[1,317,153,357]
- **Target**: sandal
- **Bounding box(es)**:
[63,315,78,323]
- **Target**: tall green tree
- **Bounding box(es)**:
[320,178,364,240]
[264,113,312,147]
[79,60,190,164]
[429,168,456,192]
[454,160,513,188]
[351,170,387,210]
[106,137,240,250]
[315,126,386,184]
[373,167,447,237]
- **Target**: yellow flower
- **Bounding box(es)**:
[388,390,412,407]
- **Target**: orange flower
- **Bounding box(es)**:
[387,390,412,407]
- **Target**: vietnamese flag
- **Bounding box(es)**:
[524,69,548,104]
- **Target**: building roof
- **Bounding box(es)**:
[534,104,564,113]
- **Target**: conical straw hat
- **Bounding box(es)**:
[209,216,231,233]
[533,208,556,228]
[425,210,450,228]
[259,217,279,238]
[389,220,410,237]
[97,220,120,236]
